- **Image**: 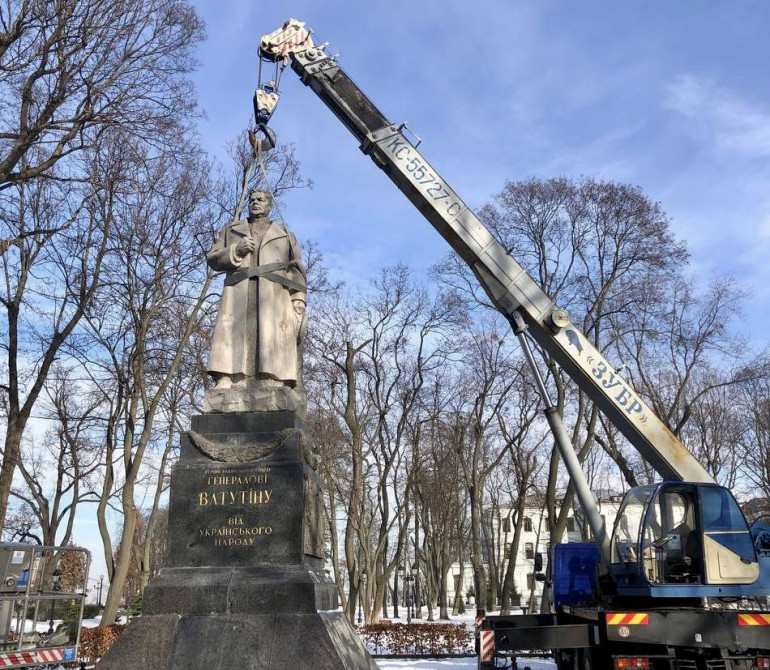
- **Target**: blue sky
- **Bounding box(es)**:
[78,1,770,586]
[189,0,770,351]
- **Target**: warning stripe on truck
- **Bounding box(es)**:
[479,629,495,661]
[738,613,770,626]
[607,612,650,625]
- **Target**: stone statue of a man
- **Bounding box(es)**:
[204,189,307,413]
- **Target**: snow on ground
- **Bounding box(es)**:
[11,614,127,632]
[376,660,476,670]
[81,615,127,628]
[11,618,63,634]
[376,658,555,669]
[371,608,555,669]
[14,609,555,670]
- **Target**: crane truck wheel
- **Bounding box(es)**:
[553,649,583,670]
[553,650,572,670]
[578,647,611,670]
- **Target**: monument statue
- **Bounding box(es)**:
[204,188,307,414]
[97,187,377,670]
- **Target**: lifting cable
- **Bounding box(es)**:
[255,140,289,235]
[252,41,289,233]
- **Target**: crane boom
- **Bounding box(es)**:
[261,23,714,485]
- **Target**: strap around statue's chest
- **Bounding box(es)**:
[224,261,305,292]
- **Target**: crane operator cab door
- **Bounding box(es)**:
[643,484,703,584]
[699,485,759,584]
[611,483,759,588]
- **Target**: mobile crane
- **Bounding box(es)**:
[255,19,770,669]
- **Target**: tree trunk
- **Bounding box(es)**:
[500,499,525,614]
[101,494,137,624]
[469,486,488,612]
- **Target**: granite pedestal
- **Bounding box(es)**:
[97,411,377,670]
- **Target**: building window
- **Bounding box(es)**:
[527,573,534,590]
[502,516,510,533]
[525,542,534,559]
[567,516,576,532]
[524,516,533,532]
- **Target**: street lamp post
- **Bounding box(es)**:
[357,589,362,625]
[393,562,400,619]
[410,564,418,620]
[399,565,417,624]
[357,568,367,625]
[48,569,62,635]
[452,564,462,615]
[406,575,413,624]
[398,565,413,624]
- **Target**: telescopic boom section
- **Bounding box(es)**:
[260,21,714,485]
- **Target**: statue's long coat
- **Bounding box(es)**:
[206,217,306,382]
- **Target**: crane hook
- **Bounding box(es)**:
[249,124,276,153]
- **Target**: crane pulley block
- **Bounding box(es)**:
[259,19,314,63]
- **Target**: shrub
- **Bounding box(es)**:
[358,622,473,656]
[62,599,81,624]
[82,603,102,619]
[127,594,142,616]
[79,624,126,664]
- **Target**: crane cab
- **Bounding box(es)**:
[608,482,769,598]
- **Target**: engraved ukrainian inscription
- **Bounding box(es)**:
[195,466,275,549]
[166,459,304,567]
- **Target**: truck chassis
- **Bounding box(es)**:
[479,608,770,669]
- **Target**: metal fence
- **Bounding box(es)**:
[0,543,90,668]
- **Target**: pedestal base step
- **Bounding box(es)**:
[143,565,337,615]
[95,611,378,670]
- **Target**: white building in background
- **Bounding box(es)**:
[447,496,623,612]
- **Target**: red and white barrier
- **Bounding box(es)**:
[479,629,495,662]
[0,647,67,667]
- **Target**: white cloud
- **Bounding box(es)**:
[664,75,770,156]
[758,213,770,240]
[539,125,641,181]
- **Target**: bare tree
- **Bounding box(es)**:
[410,373,466,621]
[437,176,713,610]
[132,359,199,597]
[613,275,757,484]
[220,131,312,221]
[305,265,459,623]
[0,0,204,191]
[77,145,217,625]
[0,0,205,535]
[444,322,520,613]
[10,365,103,558]
[0,149,117,535]
[495,377,546,614]
[679,379,743,487]
[305,283,371,624]
[738,364,770,503]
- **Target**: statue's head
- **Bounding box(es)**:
[248,189,272,218]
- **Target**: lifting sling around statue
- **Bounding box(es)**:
[204,188,307,414]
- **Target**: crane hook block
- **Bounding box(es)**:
[254,84,279,126]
